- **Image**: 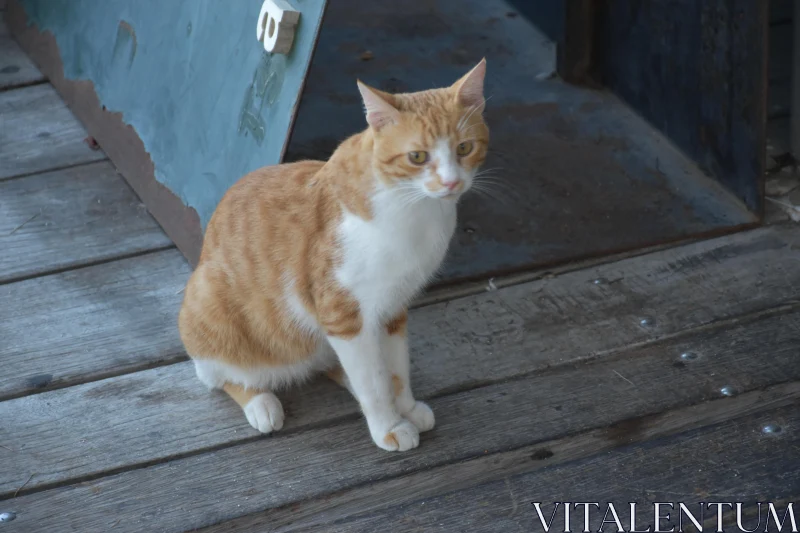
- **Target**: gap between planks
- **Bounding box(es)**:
[2,298,800,531]
[7,376,800,532]
[0,160,174,285]
[2,227,799,528]
[3,223,800,403]
[279,403,800,533]
[0,84,106,181]
[204,382,800,533]
[0,17,45,90]
[0,244,176,288]
[4,296,800,500]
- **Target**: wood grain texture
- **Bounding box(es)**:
[229,382,800,533]
[290,402,800,533]
[1,223,796,404]
[0,84,106,180]
[0,161,173,283]
[0,249,189,400]
[0,226,798,475]
[595,0,767,213]
[4,298,800,498]
[0,18,43,89]
[2,225,800,494]
[3,303,800,531]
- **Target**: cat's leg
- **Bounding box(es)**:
[383,312,435,432]
[325,364,355,395]
[193,357,285,434]
[327,327,420,452]
[222,382,285,434]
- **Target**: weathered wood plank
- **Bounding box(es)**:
[0,84,105,180]
[0,226,800,478]
[2,224,798,403]
[5,299,800,498]
[3,304,800,531]
[0,18,43,89]
[231,382,800,533]
[4,298,800,499]
[288,401,800,533]
[0,161,173,283]
[0,249,189,400]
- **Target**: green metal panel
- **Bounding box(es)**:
[19,0,327,229]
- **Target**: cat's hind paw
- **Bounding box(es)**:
[379,419,420,452]
[404,401,435,433]
[244,392,285,434]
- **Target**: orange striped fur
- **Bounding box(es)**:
[177,59,490,451]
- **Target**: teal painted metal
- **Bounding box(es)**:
[20,0,326,228]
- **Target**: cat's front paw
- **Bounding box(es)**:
[244,392,285,434]
[377,419,420,452]
[403,401,435,433]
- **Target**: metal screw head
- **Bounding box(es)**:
[680,352,698,361]
[593,278,607,285]
[720,386,737,397]
[0,512,16,522]
[639,317,655,327]
[762,424,782,434]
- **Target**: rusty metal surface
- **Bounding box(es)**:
[595,0,767,214]
[285,0,756,287]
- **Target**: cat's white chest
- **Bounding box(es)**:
[335,200,456,320]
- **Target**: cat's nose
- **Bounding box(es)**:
[444,180,461,191]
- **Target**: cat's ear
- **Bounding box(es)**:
[452,58,487,110]
[357,81,400,131]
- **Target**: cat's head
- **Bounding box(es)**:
[357,59,489,200]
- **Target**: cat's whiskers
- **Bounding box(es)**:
[473,174,514,192]
[473,167,505,178]
[470,185,513,207]
[470,172,516,207]
[383,184,428,214]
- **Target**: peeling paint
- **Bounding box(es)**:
[238,52,287,145]
[18,0,326,229]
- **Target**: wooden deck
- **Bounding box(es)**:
[2,12,800,533]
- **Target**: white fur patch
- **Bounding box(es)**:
[282,276,324,336]
[244,392,285,433]
[432,138,461,187]
[193,342,336,392]
[335,189,456,323]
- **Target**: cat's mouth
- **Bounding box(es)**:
[426,180,466,199]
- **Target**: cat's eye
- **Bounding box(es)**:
[408,151,429,165]
[456,141,474,156]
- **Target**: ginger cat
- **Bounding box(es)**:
[178,59,489,452]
